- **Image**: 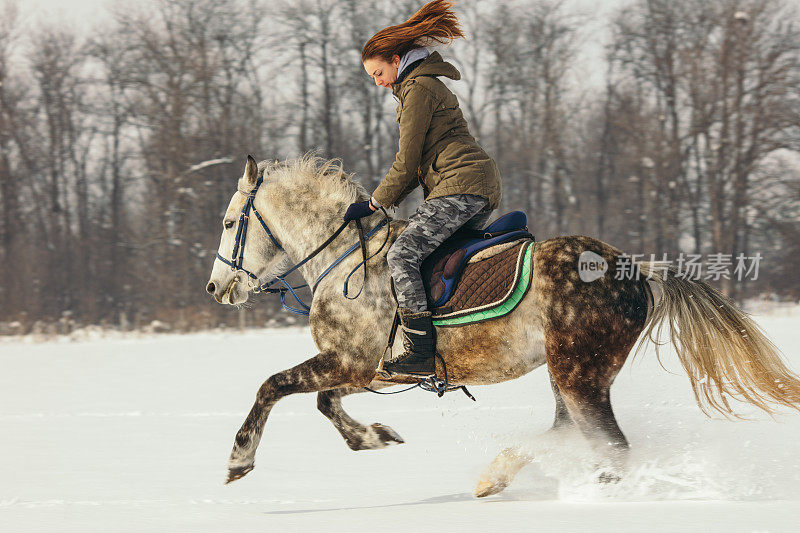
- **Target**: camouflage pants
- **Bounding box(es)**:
[388,193,492,312]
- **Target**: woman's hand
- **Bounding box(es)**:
[343,200,374,221]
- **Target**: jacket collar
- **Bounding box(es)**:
[391,51,461,97]
[394,57,426,86]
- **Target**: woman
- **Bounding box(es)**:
[344,0,502,378]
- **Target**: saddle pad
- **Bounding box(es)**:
[421,211,532,308]
[432,239,534,327]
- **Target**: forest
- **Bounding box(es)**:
[0,0,798,333]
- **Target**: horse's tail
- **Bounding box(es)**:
[636,262,800,418]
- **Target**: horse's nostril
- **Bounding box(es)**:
[206,282,216,294]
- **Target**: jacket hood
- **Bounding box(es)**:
[392,51,461,94]
[406,51,461,80]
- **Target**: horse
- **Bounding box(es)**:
[205,154,800,497]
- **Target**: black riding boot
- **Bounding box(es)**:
[382,307,436,377]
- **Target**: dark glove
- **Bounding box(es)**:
[344,200,373,221]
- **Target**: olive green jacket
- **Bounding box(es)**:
[371,51,502,211]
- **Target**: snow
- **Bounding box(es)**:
[2,307,800,532]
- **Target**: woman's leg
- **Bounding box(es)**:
[387,193,491,312]
[382,194,492,376]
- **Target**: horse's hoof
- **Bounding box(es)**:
[598,471,622,484]
[474,447,531,498]
[474,479,508,498]
[371,423,404,446]
[346,423,404,450]
[225,464,254,484]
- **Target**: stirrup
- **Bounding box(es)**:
[374,350,476,401]
[376,354,435,380]
[418,375,475,400]
[384,366,435,379]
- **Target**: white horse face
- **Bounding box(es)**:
[206,156,287,305]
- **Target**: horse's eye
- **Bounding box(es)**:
[224,220,234,229]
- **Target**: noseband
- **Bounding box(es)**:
[215,174,389,315]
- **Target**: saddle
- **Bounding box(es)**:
[418,211,535,326]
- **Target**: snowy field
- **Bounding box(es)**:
[2,305,800,532]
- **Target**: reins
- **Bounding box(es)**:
[216,174,391,316]
[250,213,389,315]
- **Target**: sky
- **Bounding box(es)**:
[16,0,629,88]
[19,0,110,27]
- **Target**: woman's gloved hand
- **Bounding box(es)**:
[344,200,375,221]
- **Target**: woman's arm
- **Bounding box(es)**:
[371,82,436,208]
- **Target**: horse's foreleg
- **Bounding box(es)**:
[226,351,370,484]
[317,387,404,450]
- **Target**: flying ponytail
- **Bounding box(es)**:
[361,0,466,63]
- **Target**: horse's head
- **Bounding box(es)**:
[206,155,288,305]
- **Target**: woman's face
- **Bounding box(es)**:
[363,55,401,89]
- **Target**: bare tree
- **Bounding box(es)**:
[483,0,579,235]
[611,0,800,295]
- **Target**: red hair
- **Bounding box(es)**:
[361,0,465,63]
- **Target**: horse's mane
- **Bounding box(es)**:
[252,152,369,206]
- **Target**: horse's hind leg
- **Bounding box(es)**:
[546,341,630,479]
[549,370,574,430]
[475,353,629,496]
[476,381,627,497]
[474,371,574,498]
[317,388,404,450]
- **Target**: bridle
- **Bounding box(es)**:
[214,174,390,315]
[215,175,283,280]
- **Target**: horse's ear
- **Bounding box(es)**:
[243,155,258,187]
